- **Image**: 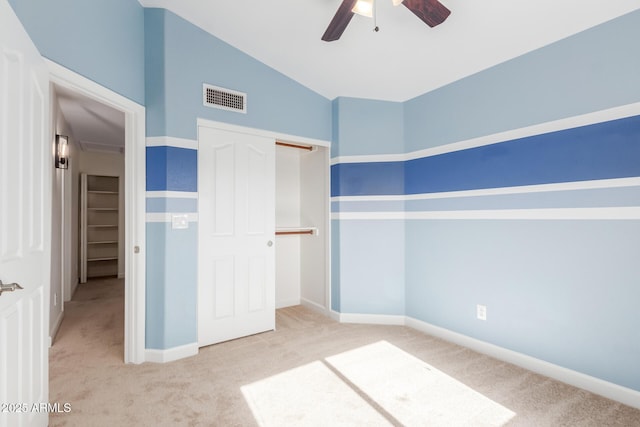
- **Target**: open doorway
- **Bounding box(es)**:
[50,83,126,360]
[48,61,146,364]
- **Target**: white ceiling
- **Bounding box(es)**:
[140,0,640,102]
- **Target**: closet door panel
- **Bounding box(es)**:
[248,256,266,312]
[213,256,235,319]
[246,145,267,235]
[211,143,235,236]
[198,126,275,347]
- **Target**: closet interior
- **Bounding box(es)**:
[275,141,329,312]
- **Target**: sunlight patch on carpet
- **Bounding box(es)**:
[326,341,516,426]
[242,341,516,426]
[241,360,392,426]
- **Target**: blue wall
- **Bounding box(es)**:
[11,0,640,393]
[401,10,640,392]
[331,9,640,392]
[10,2,332,351]
[332,97,404,157]
[143,8,332,349]
[403,10,640,152]
[9,0,145,105]
[331,97,405,314]
[146,8,332,141]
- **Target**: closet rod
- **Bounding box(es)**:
[275,230,315,236]
[275,140,313,151]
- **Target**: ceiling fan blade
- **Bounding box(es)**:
[322,0,359,42]
[402,0,451,28]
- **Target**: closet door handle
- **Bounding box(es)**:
[267,240,273,247]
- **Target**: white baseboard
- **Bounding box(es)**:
[332,311,640,409]
[300,297,327,315]
[329,310,341,322]
[48,311,65,347]
[65,279,79,302]
[145,342,198,363]
[338,312,406,325]
[404,316,640,410]
[276,298,301,309]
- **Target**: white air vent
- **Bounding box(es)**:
[203,84,247,114]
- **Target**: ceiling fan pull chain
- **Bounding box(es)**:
[373,0,380,32]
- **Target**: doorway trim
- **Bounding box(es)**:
[47,60,146,364]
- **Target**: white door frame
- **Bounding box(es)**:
[48,60,146,364]
[197,118,332,317]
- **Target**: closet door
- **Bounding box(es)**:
[198,127,275,347]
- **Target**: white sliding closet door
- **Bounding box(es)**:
[198,127,275,347]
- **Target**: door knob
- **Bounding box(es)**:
[267,240,273,247]
[0,280,24,296]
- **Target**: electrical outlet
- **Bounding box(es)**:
[477,304,487,321]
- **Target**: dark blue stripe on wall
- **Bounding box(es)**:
[333,115,640,197]
[406,115,640,194]
[146,146,198,192]
[331,162,404,197]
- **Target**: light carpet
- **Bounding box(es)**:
[49,278,640,426]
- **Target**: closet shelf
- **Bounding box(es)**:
[88,241,118,245]
[88,224,118,228]
[88,207,118,211]
[276,227,318,236]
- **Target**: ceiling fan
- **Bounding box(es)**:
[322,0,451,42]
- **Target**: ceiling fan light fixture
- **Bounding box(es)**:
[352,0,374,18]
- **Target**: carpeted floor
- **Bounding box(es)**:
[49,278,640,426]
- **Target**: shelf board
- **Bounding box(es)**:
[88,225,118,228]
[88,207,118,211]
[87,257,118,262]
[88,190,118,194]
[88,241,118,245]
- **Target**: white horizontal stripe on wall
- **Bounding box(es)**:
[146,136,198,150]
[146,191,198,199]
[332,207,640,221]
[146,213,199,223]
[332,177,640,203]
[331,102,640,165]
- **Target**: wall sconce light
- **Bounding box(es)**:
[55,134,69,169]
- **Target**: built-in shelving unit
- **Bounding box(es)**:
[80,174,119,283]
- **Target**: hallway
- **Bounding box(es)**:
[51,277,125,366]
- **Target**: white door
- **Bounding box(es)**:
[0,1,51,426]
[198,127,275,347]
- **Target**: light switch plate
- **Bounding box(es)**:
[172,214,189,230]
